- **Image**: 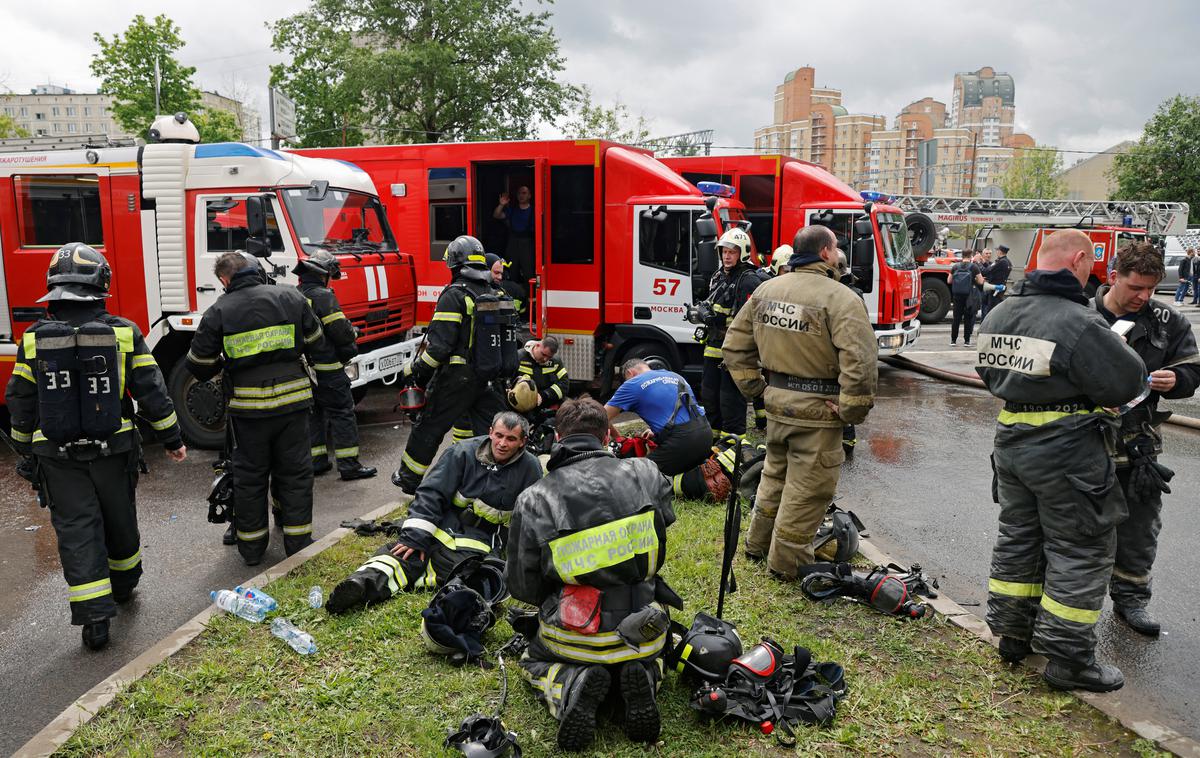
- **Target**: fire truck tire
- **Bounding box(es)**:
[167,360,227,450]
[906,213,937,257]
[622,341,676,374]
[919,275,952,324]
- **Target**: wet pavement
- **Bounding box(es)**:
[0,390,416,756]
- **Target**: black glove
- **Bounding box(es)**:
[16,456,38,487]
[1127,433,1173,499]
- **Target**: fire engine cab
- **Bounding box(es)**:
[294,140,753,392]
[0,115,418,448]
[662,154,922,355]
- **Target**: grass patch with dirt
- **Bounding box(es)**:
[60,499,1165,757]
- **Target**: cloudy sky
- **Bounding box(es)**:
[1,0,1196,165]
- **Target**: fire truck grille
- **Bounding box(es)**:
[351,297,416,345]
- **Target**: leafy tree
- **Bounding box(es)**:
[1000,144,1065,199]
[270,0,576,147]
[91,14,199,139]
[192,108,243,143]
[0,113,28,139]
[1111,94,1200,223]
[560,86,651,144]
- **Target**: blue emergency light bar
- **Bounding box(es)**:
[860,190,893,204]
[697,181,736,198]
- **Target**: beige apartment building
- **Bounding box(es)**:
[1,84,261,144]
[1058,141,1133,200]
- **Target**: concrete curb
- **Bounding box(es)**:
[858,536,1200,757]
[13,499,407,758]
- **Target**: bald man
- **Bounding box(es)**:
[975,229,1146,693]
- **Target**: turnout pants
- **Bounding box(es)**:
[231,410,314,563]
[398,364,506,485]
[310,374,362,473]
[987,425,1125,667]
[950,292,977,343]
[647,416,713,476]
[746,423,844,578]
[520,631,664,722]
[38,452,141,625]
[1109,466,1163,609]
[701,357,748,437]
[344,538,490,602]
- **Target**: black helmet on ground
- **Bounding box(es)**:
[292,249,342,280]
[38,243,112,302]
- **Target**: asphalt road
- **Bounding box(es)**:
[0,390,416,756]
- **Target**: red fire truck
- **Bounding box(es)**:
[293,140,753,392]
[661,154,922,355]
[0,119,418,448]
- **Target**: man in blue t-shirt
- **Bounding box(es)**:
[493,186,535,284]
[604,359,712,475]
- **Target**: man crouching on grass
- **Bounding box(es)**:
[506,398,682,751]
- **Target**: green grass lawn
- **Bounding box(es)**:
[61,501,1166,757]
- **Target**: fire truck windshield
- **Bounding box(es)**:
[282,188,397,254]
[875,212,917,270]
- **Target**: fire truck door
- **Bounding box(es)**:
[530,158,547,338]
[194,194,297,312]
[631,205,697,346]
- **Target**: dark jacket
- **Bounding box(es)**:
[517,341,569,406]
[298,275,358,364]
[975,270,1146,443]
[398,435,543,554]
[985,256,1012,285]
[7,301,182,456]
[185,270,325,417]
[409,273,495,387]
[1093,287,1200,461]
[506,433,678,663]
[703,261,768,354]
[1179,256,1194,281]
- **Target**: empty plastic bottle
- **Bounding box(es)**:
[210,589,266,623]
[271,618,317,655]
[234,585,278,612]
[307,585,324,609]
[1118,377,1154,415]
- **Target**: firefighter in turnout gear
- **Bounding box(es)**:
[516,336,569,410]
[1092,242,1200,637]
[697,227,768,439]
[186,252,327,566]
[722,226,878,580]
[327,412,542,613]
[392,235,518,494]
[293,250,376,481]
[5,243,187,651]
[975,229,1146,692]
[507,399,681,751]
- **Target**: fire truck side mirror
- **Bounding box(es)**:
[851,237,875,293]
[245,196,270,258]
[696,240,718,277]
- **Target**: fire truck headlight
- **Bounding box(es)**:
[344,362,360,382]
[878,334,905,350]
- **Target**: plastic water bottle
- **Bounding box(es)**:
[210,590,266,623]
[271,618,317,655]
[234,585,278,612]
[307,585,324,609]
[1118,377,1153,415]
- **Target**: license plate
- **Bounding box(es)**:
[378,354,404,372]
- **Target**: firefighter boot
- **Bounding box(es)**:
[391,466,421,495]
[619,660,661,743]
[326,576,368,615]
[222,523,236,546]
[82,620,110,651]
[339,459,378,481]
[1043,660,1125,693]
[312,458,333,476]
[557,665,611,751]
[998,636,1031,664]
[1114,606,1161,637]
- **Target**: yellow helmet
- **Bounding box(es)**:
[506,377,540,413]
[770,245,793,275]
[717,228,753,264]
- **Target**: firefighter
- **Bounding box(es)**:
[1092,241,1200,636]
[186,252,327,566]
[722,226,878,580]
[768,244,793,276]
[6,243,187,650]
[507,398,680,751]
[392,235,518,494]
[697,228,769,440]
[975,229,1146,692]
[293,250,377,481]
[516,336,569,411]
[327,411,542,613]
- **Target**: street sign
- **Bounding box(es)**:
[269,88,296,146]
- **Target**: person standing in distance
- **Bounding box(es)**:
[6,243,187,650]
[949,253,984,346]
[981,245,1012,319]
[1092,242,1200,636]
[722,225,877,580]
[187,252,326,565]
[976,229,1146,692]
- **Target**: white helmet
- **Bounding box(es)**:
[770,244,793,276]
[716,227,753,264]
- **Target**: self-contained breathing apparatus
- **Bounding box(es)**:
[461,283,520,382]
[800,563,938,619]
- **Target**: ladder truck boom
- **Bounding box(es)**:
[890,195,1189,235]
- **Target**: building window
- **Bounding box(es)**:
[84,107,91,116]
[34,112,44,120]
[53,123,61,133]
[14,174,104,246]
[550,165,596,265]
[20,107,28,117]
[67,106,76,116]
[51,107,59,116]
[68,123,77,133]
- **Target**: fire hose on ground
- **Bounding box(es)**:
[881,355,1200,433]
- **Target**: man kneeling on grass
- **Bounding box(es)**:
[506,398,682,751]
[326,411,542,613]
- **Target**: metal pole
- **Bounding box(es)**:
[968,131,978,197]
[154,56,161,115]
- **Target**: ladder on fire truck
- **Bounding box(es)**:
[889,194,1190,236]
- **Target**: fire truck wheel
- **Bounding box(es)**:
[167,360,227,450]
[622,341,675,374]
[919,276,952,324]
[906,213,937,257]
